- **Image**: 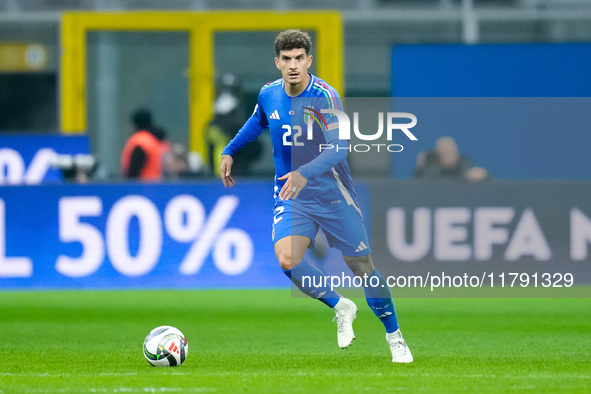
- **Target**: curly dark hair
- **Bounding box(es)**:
[274,29,312,56]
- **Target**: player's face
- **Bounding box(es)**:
[275,48,313,88]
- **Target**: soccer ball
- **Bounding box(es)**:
[143,325,188,367]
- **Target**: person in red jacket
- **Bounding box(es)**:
[121,108,168,180]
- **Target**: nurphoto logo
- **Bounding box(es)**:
[306,107,418,153]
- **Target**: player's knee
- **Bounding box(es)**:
[277,253,292,270]
[348,263,373,278]
[274,236,308,270]
[276,249,301,270]
[344,255,374,278]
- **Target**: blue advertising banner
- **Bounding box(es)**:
[386,97,591,180]
[0,134,91,184]
[391,43,591,98]
[390,43,591,180]
[367,180,591,297]
[0,182,287,289]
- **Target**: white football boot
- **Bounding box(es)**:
[332,298,358,348]
[386,329,414,363]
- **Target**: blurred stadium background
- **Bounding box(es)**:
[0,1,590,392]
[2,0,591,178]
[1,0,591,286]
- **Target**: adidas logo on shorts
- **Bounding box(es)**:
[355,241,368,253]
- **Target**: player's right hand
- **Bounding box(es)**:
[220,154,236,188]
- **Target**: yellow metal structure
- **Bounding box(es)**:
[60,11,343,158]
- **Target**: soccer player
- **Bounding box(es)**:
[220,29,413,363]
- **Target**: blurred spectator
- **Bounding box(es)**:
[205,73,262,176]
[414,136,489,182]
[52,153,97,183]
[121,108,169,181]
[162,143,192,179]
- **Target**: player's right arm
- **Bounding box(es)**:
[220,100,268,187]
[220,154,235,188]
[222,103,268,157]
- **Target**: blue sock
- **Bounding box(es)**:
[364,269,399,333]
[283,260,340,308]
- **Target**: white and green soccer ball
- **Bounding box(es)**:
[143,326,188,367]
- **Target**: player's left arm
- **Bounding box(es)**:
[296,132,347,179]
[278,104,347,200]
[278,142,346,201]
[277,170,307,200]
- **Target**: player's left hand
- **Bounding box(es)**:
[278,171,307,201]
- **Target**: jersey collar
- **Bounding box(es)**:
[283,73,314,98]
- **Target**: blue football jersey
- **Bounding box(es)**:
[223,73,358,213]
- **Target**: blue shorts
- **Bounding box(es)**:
[272,201,371,257]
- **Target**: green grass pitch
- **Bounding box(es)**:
[0,290,589,393]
